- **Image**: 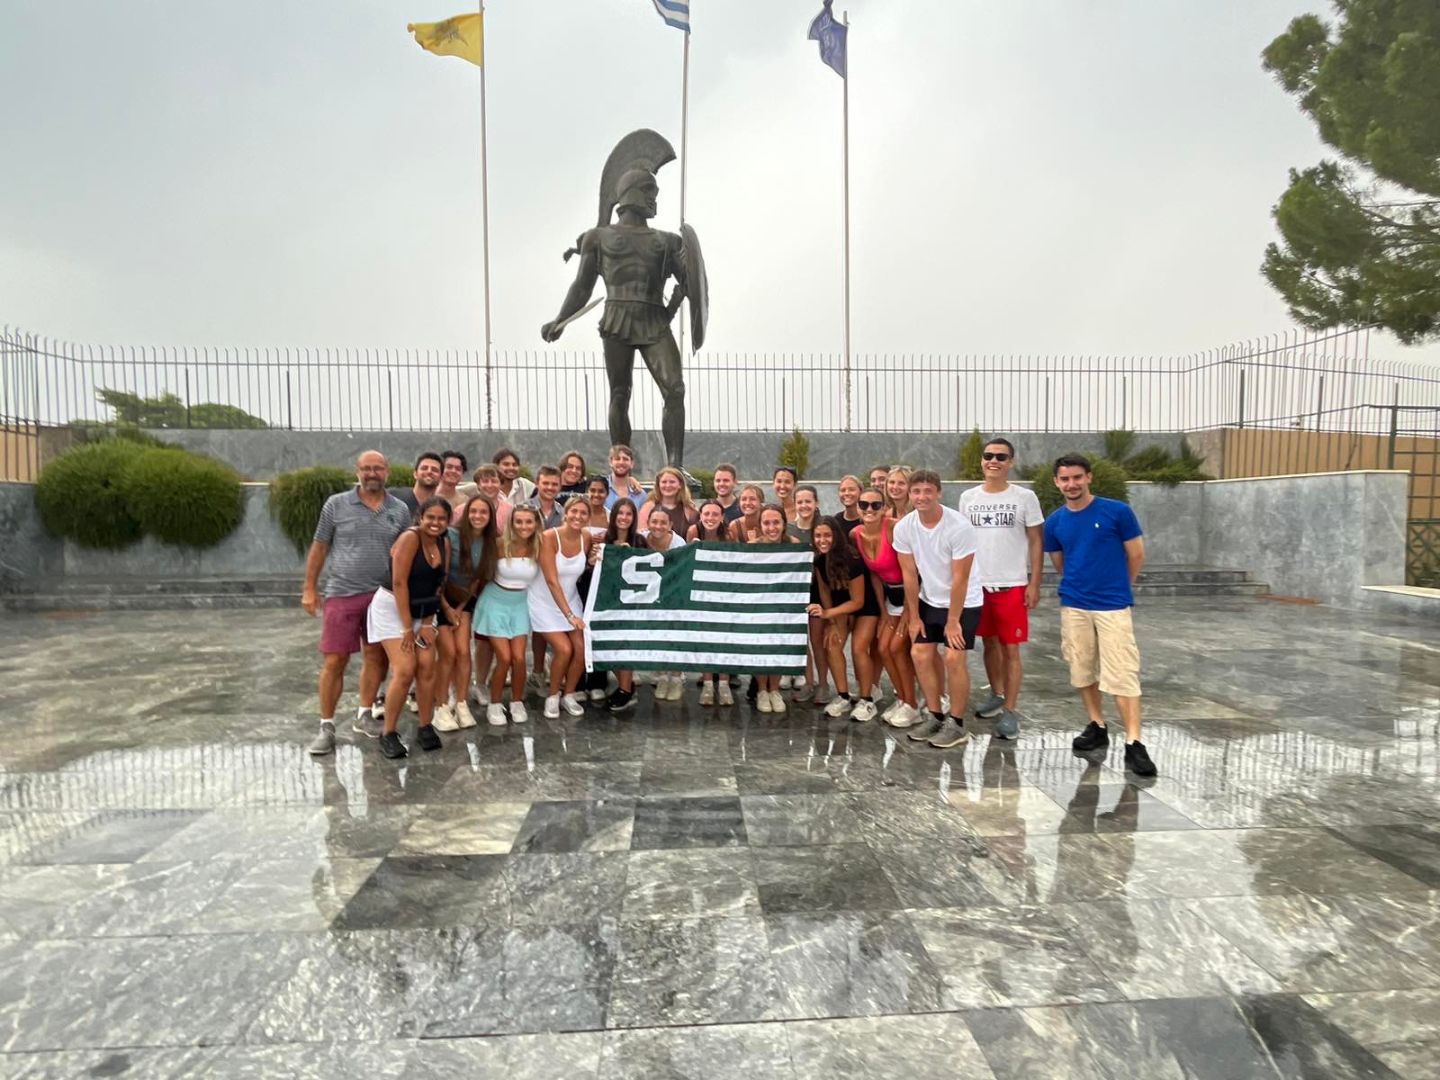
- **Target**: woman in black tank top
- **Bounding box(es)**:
[377,497,457,757]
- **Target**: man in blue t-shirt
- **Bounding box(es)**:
[1042,454,1156,777]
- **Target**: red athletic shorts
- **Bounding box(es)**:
[977,586,1029,644]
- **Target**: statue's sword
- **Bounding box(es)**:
[551,297,603,333]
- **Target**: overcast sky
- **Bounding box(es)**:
[2,0,1436,368]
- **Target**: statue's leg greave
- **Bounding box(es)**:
[603,340,636,448]
[641,335,685,468]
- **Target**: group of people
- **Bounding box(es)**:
[301,439,1157,777]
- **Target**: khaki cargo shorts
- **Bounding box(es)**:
[1060,606,1142,698]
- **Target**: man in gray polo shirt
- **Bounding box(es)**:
[303,450,412,755]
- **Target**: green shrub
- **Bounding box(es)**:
[955,428,985,480]
[70,425,171,449]
[34,440,148,549]
[688,468,716,499]
[1102,429,1138,462]
[388,464,415,491]
[777,428,810,480]
[120,449,244,547]
[1026,457,1130,517]
[269,466,354,555]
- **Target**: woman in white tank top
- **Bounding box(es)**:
[531,497,598,719]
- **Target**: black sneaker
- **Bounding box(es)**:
[1124,740,1157,777]
[607,688,635,713]
[746,676,759,702]
[379,731,408,759]
[1072,721,1110,753]
[416,724,442,752]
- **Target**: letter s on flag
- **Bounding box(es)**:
[620,552,664,604]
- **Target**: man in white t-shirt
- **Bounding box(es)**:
[893,469,983,749]
[958,437,1045,740]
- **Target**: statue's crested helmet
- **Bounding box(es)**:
[615,167,659,217]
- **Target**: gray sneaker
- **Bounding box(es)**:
[353,709,383,739]
[308,721,336,756]
[908,714,944,742]
[975,694,1005,719]
[994,709,1021,739]
[928,717,969,749]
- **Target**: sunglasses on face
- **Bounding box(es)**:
[982,452,1011,461]
[858,499,884,510]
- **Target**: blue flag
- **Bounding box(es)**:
[652,0,690,33]
[808,0,847,78]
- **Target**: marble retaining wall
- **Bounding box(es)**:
[141,429,1184,483]
[0,472,1412,611]
[1196,471,1408,609]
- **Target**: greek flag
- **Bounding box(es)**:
[808,0,847,78]
[584,543,813,674]
[651,0,690,33]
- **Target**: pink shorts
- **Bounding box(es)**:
[319,591,377,655]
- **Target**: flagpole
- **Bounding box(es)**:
[479,0,494,431]
[841,10,852,432]
[677,27,691,362]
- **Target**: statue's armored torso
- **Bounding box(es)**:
[589,225,684,345]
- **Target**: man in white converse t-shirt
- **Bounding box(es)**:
[959,436,1044,740]
[893,469,983,750]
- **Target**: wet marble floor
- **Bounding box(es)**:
[0,598,1437,1078]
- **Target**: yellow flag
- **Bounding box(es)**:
[407,13,483,67]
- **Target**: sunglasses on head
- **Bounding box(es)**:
[858,499,884,510]
[982,452,1011,461]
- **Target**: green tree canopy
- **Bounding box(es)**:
[1261,1,1440,343]
[97,388,268,429]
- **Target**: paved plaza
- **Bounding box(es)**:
[0,597,1438,1078]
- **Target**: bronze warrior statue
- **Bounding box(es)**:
[542,129,708,469]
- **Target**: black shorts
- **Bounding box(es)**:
[916,600,981,649]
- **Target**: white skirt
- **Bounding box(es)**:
[366,587,431,643]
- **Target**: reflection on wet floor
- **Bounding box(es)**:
[0,598,1436,1077]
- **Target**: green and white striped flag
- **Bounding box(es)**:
[583,542,813,674]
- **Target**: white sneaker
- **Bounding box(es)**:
[561,693,585,717]
[544,694,561,719]
[779,675,794,690]
[407,691,419,714]
[890,703,922,728]
[717,681,734,706]
[475,683,491,707]
[526,671,546,695]
[881,699,900,722]
[700,681,715,706]
[824,695,852,718]
[665,675,684,701]
[589,688,608,703]
[757,688,774,713]
[510,700,528,724]
[453,702,476,729]
[769,690,787,713]
[486,704,507,726]
[432,704,460,732]
[852,699,879,723]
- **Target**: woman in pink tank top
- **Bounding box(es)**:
[851,490,921,725]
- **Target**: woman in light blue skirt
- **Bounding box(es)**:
[474,506,542,725]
